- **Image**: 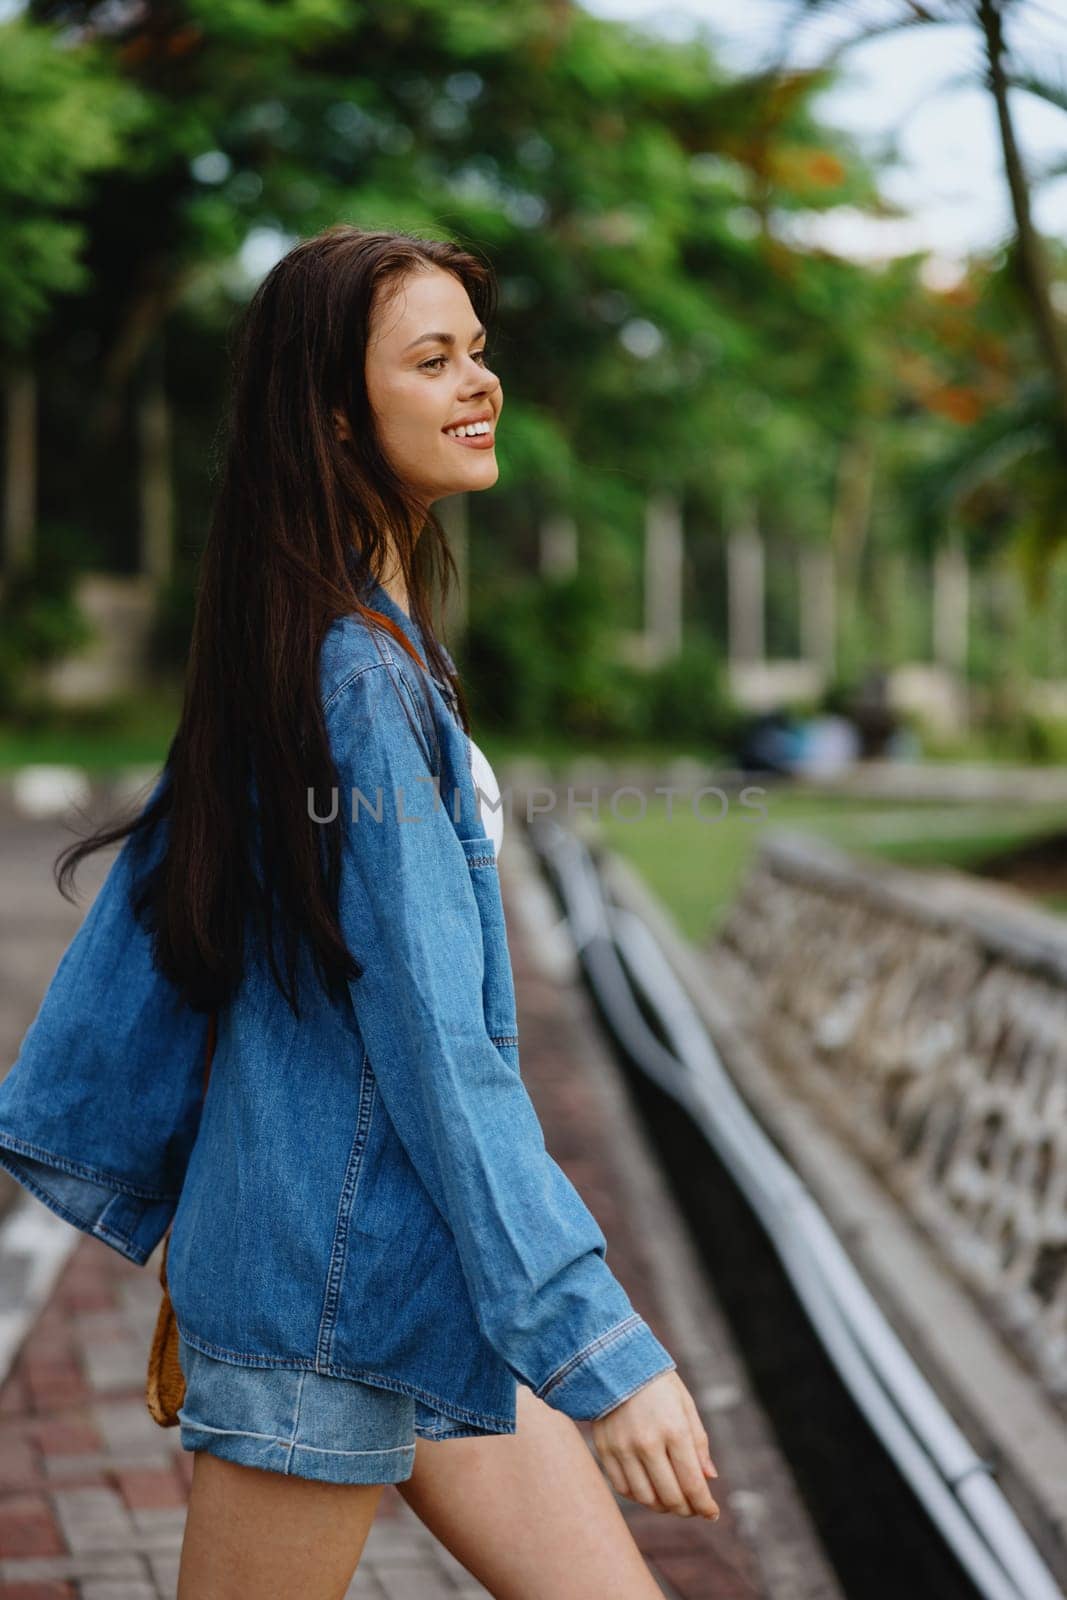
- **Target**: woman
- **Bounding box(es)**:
[0,224,719,1598]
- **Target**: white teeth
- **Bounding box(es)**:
[445,420,492,438]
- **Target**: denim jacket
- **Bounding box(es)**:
[0,575,675,1435]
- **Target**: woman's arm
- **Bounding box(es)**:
[324,658,676,1421]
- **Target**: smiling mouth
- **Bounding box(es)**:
[443,427,496,449]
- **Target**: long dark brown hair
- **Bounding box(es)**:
[54,223,497,1021]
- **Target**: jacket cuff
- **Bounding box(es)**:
[0,1136,175,1267]
[535,1314,676,1421]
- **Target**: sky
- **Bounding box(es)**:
[579,0,1067,286]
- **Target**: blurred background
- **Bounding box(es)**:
[0,0,1065,931]
[1,5,1067,1594]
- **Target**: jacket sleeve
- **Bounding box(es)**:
[0,773,211,1265]
[324,659,676,1421]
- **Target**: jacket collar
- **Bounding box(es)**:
[358,564,473,797]
[361,572,426,662]
[357,566,457,706]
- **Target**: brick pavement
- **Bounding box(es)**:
[0,813,824,1599]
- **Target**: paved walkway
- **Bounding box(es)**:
[0,810,839,1599]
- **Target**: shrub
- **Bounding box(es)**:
[462,576,733,749]
[0,561,95,717]
[634,629,730,746]
[145,562,198,676]
[463,571,636,741]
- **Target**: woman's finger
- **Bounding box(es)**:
[617,1450,670,1513]
[637,1442,694,1517]
[666,1433,720,1519]
[679,1387,718,1478]
[598,1449,630,1504]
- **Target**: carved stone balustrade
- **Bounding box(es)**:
[708,830,1067,1411]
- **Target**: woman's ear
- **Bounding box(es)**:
[332,408,352,443]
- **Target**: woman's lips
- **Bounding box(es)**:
[443,428,495,450]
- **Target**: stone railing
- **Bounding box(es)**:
[707,830,1067,1411]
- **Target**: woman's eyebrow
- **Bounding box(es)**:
[403,324,487,352]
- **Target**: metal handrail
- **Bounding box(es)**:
[528,814,1065,1600]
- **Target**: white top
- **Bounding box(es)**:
[468,736,504,858]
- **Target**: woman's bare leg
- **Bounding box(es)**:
[177,1452,384,1600]
[396,1384,665,1600]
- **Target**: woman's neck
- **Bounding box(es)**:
[379,565,410,618]
[356,536,410,617]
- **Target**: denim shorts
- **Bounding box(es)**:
[176,1332,480,1485]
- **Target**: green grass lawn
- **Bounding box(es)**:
[0,691,183,772]
[593,789,1067,944]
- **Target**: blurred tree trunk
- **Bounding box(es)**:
[2,364,37,586]
[90,266,190,448]
[137,341,174,589]
[644,489,683,662]
[539,510,578,578]
[726,499,765,664]
[933,529,969,673]
[978,0,1067,442]
[829,429,876,671]
[800,544,836,674]
[877,549,911,665]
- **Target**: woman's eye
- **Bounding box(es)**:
[420,350,489,372]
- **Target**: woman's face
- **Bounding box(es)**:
[362,266,503,507]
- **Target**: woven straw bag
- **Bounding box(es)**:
[145,1010,217,1427]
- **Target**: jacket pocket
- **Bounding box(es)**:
[459,835,521,1069]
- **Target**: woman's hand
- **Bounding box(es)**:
[590,1369,720,1519]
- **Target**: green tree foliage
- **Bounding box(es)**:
[23,0,886,559]
[4,0,1061,732]
[0,14,145,354]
